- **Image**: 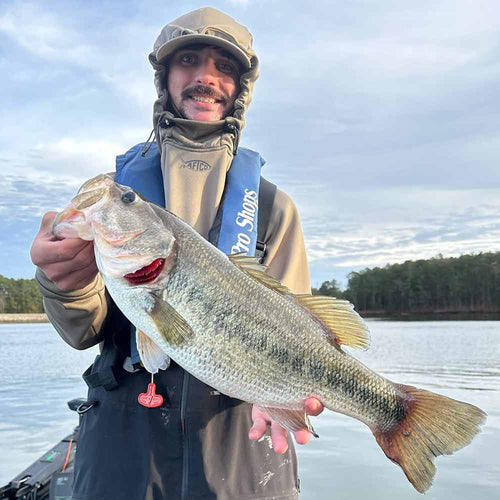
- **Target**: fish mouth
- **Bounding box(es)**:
[123,258,165,285]
[53,208,87,239]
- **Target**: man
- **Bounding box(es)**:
[31,7,322,500]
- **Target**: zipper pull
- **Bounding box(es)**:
[225,122,240,154]
[140,129,155,157]
[138,373,164,408]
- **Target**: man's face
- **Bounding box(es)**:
[167,45,241,122]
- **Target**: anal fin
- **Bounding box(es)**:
[259,406,319,438]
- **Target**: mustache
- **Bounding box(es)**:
[181,85,227,104]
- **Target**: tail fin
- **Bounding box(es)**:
[373,384,486,493]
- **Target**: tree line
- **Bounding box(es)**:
[2,251,500,315]
[313,252,500,315]
[0,275,44,313]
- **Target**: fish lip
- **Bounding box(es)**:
[100,231,145,245]
[123,258,166,285]
[93,222,146,245]
[54,207,85,224]
[52,208,86,238]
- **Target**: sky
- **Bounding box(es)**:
[1,0,499,288]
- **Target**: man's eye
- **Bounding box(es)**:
[217,61,236,74]
[180,53,196,65]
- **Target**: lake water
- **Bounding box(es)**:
[0,320,498,499]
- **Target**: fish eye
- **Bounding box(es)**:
[121,191,136,204]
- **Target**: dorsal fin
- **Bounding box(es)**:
[295,294,370,350]
[228,253,292,295]
[228,253,370,350]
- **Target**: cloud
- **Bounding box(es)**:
[303,191,500,287]
[0,174,80,218]
[1,0,499,287]
[101,71,156,112]
[0,2,95,63]
[0,139,120,186]
[33,138,125,177]
[0,173,83,279]
[0,1,157,112]
[0,125,155,184]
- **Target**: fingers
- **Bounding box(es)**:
[31,211,86,267]
[270,421,288,454]
[42,244,98,291]
[249,414,268,441]
[38,211,58,237]
[293,429,311,445]
[249,405,304,454]
[51,258,99,291]
[305,397,324,416]
[43,238,95,267]
[31,211,98,291]
[249,399,323,453]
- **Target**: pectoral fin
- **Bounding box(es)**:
[136,329,171,374]
[259,406,319,438]
[150,294,194,346]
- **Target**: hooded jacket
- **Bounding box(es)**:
[37,6,310,353]
[36,7,311,500]
[144,8,254,241]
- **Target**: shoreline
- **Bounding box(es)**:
[360,311,500,321]
[0,313,49,323]
[1,311,499,323]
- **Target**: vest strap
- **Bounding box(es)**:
[255,177,277,263]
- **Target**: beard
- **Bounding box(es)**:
[170,84,234,121]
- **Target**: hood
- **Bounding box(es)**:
[148,7,259,152]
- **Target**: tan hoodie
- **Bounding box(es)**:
[37,7,311,349]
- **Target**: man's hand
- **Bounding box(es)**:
[30,211,99,291]
[249,398,324,454]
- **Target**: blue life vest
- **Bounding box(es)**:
[115,142,264,365]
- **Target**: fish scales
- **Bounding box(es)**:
[139,213,403,425]
[100,209,410,427]
[53,174,486,494]
[102,205,397,420]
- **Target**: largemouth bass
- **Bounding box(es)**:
[53,174,486,493]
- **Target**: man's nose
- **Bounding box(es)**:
[195,59,218,85]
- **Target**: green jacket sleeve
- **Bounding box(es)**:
[36,268,108,350]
